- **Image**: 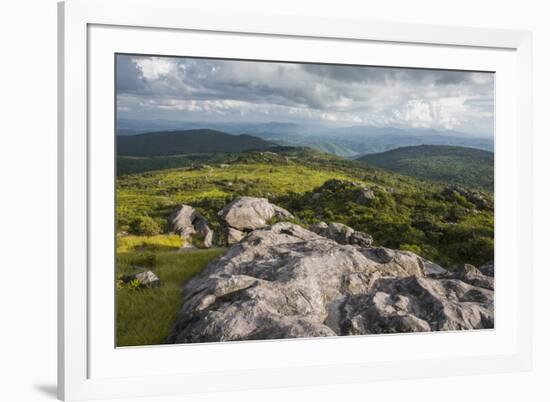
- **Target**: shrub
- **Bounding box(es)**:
[128,215,162,236]
[399,243,423,255]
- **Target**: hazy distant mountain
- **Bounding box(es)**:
[116,119,494,156]
[358,145,494,191]
[116,129,275,156]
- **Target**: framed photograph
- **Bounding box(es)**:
[58,0,533,400]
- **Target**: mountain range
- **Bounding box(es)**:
[116,119,494,156]
[116,129,494,192]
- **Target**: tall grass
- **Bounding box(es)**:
[116,247,225,347]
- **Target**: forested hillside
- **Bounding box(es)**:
[358,145,494,192]
[117,129,274,157]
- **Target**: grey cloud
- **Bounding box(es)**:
[116,56,146,92]
[302,64,396,83]
[115,54,494,136]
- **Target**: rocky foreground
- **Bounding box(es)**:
[167,211,494,343]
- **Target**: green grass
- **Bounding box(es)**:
[116,153,358,234]
[116,246,225,347]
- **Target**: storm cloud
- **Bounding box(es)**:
[116,54,494,136]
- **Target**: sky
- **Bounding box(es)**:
[116,54,495,137]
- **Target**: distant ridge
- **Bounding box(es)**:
[358,145,494,192]
[116,129,275,156]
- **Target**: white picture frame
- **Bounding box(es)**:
[58,0,533,400]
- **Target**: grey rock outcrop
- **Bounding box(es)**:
[441,185,490,210]
[311,221,373,248]
[315,179,376,206]
[168,205,214,248]
[167,222,493,343]
[319,178,364,192]
[336,275,493,334]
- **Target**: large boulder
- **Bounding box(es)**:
[168,205,214,248]
[168,205,197,238]
[217,196,293,231]
[167,222,493,343]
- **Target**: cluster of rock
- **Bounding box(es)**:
[166,180,382,249]
[312,179,376,206]
[167,196,294,248]
[167,216,494,343]
[441,185,491,210]
[310,221,373,248]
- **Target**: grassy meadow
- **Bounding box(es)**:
[115,147,494,346]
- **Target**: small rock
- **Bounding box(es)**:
[356,188,376,205]
[125,270,161,288]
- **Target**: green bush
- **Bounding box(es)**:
[128,215,162,236]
